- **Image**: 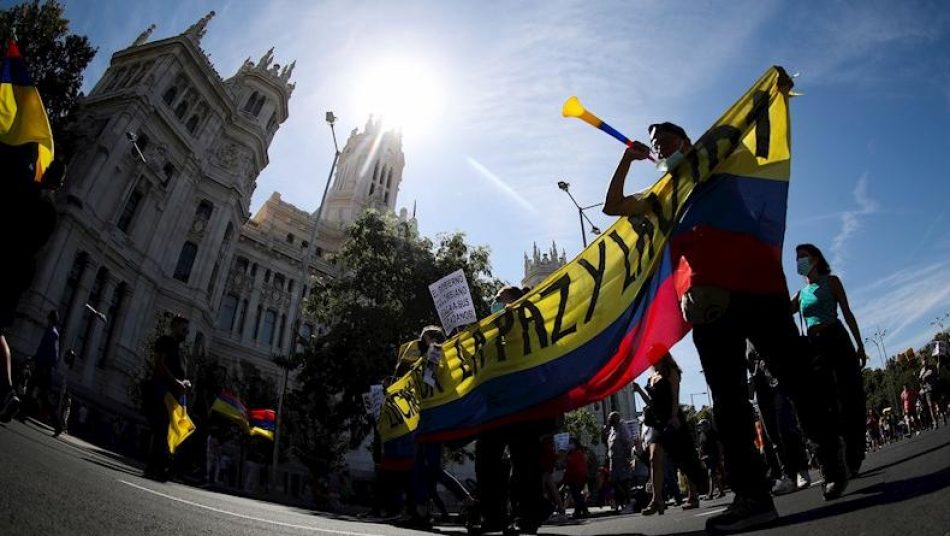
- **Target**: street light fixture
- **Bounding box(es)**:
[556,180,603,249]
[865,327,901,411]
[558,180,608,422]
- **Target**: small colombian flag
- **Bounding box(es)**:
[0,40,54,182]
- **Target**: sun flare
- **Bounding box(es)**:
[352,58,446,137]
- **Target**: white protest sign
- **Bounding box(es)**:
[553,432,570,452]
[624,420,640,441]
[362,393,373,416]
[429,269,478,333]
[369,384,384,417]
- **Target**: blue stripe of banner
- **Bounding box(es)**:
[417,249,674,436]
[675,173,789,247]
[1,55,35,86]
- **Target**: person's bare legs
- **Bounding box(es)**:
[0,335,21,423]
[644,443,665,514]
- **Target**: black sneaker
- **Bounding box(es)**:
[705,495,778,534]
[822,478,849,500]
[0,391,21,423]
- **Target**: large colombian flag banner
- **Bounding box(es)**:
[0,40,54,181]
[380,66,793,456]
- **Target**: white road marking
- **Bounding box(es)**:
[118,480,384,536]
[694,507,727,517]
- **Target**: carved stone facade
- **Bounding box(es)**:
[9,13,405,433]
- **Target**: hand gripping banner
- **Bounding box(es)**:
[380,66,793,456]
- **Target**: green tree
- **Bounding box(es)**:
[563,408,600,448]
[284,210,502,507]
[0,0,97,159]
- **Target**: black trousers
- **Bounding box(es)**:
[475,420,550,529]
[693,292,845,499]
[754,376,809,478]
[658,420,709,495]
[144,388,170,476]
[811,320,866,470]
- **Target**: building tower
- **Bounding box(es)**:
[522,242,567,288]
[10,13,293,404]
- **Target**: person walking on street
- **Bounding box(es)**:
[792,244,868,475]
[901,384,919,436]
[602,83,850,532]
[604,411,634,513]
[919,355,945,429]
[632,354,708,514]
[24,310,61,423]
[143,316,191,482]
[563,438,590,519]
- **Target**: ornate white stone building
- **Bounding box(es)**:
[9,13,407,429]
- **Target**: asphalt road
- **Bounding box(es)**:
[2,418,948,536]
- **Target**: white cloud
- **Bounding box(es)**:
[852,259,950,350]
[830,173,877,270]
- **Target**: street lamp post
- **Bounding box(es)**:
[557,181,602,248]
[866,328,900,411]
[271,112,341,484]
[305,112,342,261]
[557,180,608,424]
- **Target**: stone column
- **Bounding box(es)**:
[82,275,117,385]
[241,267,263,345]
[62,259,101,352]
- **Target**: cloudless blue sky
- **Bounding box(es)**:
[17,0,949,401]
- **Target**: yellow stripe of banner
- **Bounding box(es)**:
[380,66,791,443]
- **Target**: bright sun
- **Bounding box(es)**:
[352,58,446,137]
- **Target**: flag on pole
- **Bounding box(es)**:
[0,40,54,182]
[249,409,276,441]
[164,393,195,454]
[211,391,250,432]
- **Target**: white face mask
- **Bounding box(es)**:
[654,139,686,173]
[656,150,684,173]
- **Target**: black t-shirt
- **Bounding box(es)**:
[152,335,184,384]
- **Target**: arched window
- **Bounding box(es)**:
[173,241,199,282]
[243,91,260,113]
[174,100,189,119]
[162,85,178,105]
[195,200,214,222]
[252,96,265,117]
[59,251,89,327]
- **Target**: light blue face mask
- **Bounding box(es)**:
[655,150,684,173]
[490,301,505,314]
[796,257,813,276]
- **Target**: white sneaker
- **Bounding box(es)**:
[771,476,796,495]
[797,471,812,489]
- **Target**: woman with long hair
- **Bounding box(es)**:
[633,354,708,514]
[792,243,868,475]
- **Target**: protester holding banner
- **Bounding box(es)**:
[473,285,554,535]
[632,354,707,514]
[791,243,867,474]
[602,74,851,531]
[143,316,191,481]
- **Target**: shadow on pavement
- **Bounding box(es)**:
[82,456,143,478]
[769,466,950,530]
[856,437,950,479]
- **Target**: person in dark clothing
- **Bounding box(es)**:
[632,354,708,514]
[26,310,60,421]
[747,347,811,495]
[143,316,190,481]
[696,419,726,500]
[0,142,64,424]
[473,286,553,535]
[603,97,849,533]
